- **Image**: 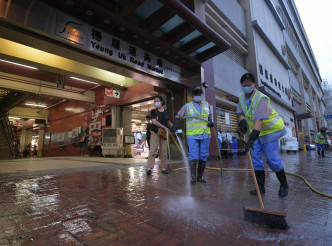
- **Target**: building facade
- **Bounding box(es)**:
[0,0,326,159]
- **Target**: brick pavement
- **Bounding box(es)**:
[0,151,331,245]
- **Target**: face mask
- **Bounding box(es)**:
[242,86,254,94]
[155,102,161,108]
[193,96,202,102]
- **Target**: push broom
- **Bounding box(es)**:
[243,142,289,230]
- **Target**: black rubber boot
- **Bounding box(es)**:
[189,160,197,184]
[197,160,207,183]
[321,151,325,157]
[318,150,321,156]
[276,169,289,197]
[250,171,265,195]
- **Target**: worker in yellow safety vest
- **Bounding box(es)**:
[315,127,327,157]
[171,86,214,184]
[237,73,289,197]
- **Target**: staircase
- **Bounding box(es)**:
[0,112,17,159]
[0,89,30,159]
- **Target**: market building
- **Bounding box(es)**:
[0,0,326,159]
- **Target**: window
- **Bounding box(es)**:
[274,79,277,86]
[285,88,288,96]
[259,64,263,75]
[265,69,268,79]
[278,82,281,89]
[270,74,273,83]
[282,85,284,92]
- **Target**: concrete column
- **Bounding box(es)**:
[122,107,131,136]
[38,124,45,157]
[112,106,121,128]
[307,85,317,134]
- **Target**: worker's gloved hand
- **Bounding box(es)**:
[244,129,260,154]
[171,118,180,132]
[238,119,248,134]
[208,121,214,128]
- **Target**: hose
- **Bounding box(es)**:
[168,116,332,199]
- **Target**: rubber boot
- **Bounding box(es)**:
[250,171,265,195]
[189,160,197,184]
[197,160,207,183]
[321,151,325,157]
[276,169,289,197]
[318,150,321,156]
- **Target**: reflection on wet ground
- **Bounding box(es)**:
[0,151,331,245]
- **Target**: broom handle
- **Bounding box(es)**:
[245,135,265,210]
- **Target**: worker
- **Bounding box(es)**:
[315,127,326,157]
[237,73,289,197]
[171,85,214,184]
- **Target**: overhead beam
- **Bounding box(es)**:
[117,0,146,17]
[0,72,95,103]
[144,6,175,32]
[195,45,221,62]
[181,35,210,54]
[162,22,195,44]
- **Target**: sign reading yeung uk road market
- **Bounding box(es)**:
[55,11,187,82]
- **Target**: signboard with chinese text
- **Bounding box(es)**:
[54,11,188,82]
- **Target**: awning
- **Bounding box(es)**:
[295,112,312,120]
[40,0,231,69]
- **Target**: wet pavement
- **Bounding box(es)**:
[0,151,331,245]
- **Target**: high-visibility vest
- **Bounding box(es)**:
[186,101,211,136]
[315,133,325,144]
[239,90,284,137]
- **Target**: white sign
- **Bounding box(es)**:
[54,11,188,82]
[225,112,230,125]
[105,88,120,98]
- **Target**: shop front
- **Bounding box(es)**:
[0,0,230,158]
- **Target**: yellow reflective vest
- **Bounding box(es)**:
[186,101,211,136]
[315,133,325,144]
[239,90,284,137]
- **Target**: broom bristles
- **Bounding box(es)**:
[243,206,289,230]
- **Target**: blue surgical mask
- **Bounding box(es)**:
[155,102,161,108]
[242,86,254,94]
[193,96,202,102]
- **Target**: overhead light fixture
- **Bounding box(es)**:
[0,59,38,70]
[70,77,98,84]
[9,116,21,120]
[25,103,47,108]
[132,119,141,122]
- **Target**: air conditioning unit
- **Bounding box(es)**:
[101,128,123,156]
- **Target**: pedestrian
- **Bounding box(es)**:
[81,127,90,157]
[146,95,172,175]
[237,72,289,197]
[171,85,214,184]
[145,115,152,159]
[315,127,326,157]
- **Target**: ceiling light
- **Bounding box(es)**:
[144,40,150,44]
[9,116,21,120]
[132,119,141,122]
[132,34,139,39]
[164,51,170,55]
[155,46,160,50]
[25,103,47,108]
[0,59,38,70]
[119,27,125,32]
[104,19,110,24]
[70,77,98,84]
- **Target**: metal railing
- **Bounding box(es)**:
[0,111,18,159]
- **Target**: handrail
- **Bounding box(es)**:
[0,111,18,159]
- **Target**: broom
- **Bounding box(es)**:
[243,139,289,230]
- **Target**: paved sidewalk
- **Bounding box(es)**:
[0,152,331,245]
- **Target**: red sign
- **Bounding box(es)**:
[105,88,120,98]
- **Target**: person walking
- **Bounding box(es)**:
[171,86,214,184]
[315,127,327,157]
[237,73,289,197]
[81,127,90,157]
[146,95,172,175]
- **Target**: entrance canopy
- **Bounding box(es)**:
[41,0,230,69]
